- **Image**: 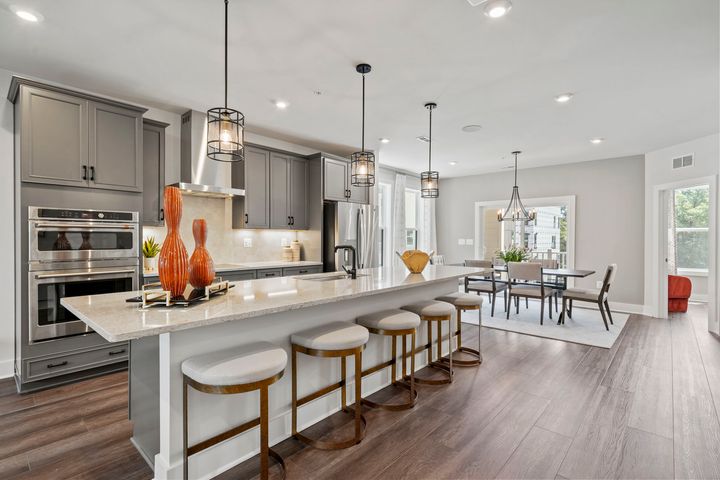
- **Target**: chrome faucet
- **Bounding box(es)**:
[334,245,357,279]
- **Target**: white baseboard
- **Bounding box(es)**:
[0,358,14,379]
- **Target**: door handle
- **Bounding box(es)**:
[108,349,126,356]
[159,208,164,221]
[82,165,87,180]
[288,216,291,226]
[290,216,294,225]
[89,166,95,181]
[35,269,137,279]
[245,213,249,224]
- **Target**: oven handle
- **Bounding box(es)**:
[34,269,137,279]
[33,223,137,229]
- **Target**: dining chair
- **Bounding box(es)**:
[464,260,507,316]
[559,264,617,330]
[535,258,561,312]
[506,262,557,324]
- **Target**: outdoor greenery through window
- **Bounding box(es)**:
[674,185,709,271]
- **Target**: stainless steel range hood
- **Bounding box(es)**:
[171,110,245,198]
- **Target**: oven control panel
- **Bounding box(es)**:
[36,208,135,222]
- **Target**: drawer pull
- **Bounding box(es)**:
[47,361,68,369]
[108,349,127,356]
[299,270,308,274]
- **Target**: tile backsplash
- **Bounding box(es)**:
[143,195,320,264]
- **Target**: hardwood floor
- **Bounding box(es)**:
[1,303,718,479]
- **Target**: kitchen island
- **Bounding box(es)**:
[62,265,480,479]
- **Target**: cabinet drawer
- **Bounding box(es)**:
[221,271,257,282]
[256,268,282,278]
[26,343,128,381]
[283,266,322,276]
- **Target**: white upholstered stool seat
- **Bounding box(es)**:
[402,300,454,318]
[436,292,484,308]
[357,309,421,331]
[291,321,369,350]
[181,341,287,386]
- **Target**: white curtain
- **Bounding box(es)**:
[420,198,437,255]
[392,173,406,267]
[667,189,678,275]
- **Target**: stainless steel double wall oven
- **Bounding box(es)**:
[28,207,140,342]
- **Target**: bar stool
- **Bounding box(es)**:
[181,341,287,480]
[401,300,455,385]
[291,321,369,450]
[436,292,484,367]
[356,309,420,410]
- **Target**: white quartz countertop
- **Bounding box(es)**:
[61,265,480,342]
[142,260,323,277]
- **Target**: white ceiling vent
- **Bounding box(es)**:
[672,154,694,169]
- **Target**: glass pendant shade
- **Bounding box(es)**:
[351,150,376,186]
[207,107,244,162]
[421,171,439,198]
[351,63,375,187]
[498,150,536,222]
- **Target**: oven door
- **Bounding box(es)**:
[29,221,138,262]
[29,266,139,343]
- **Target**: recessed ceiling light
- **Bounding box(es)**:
[10,5,42,22]
[449,161,458,166]
[483,0,512,18]
[590,137,605,144]
[274,100,288,110]
[554,93,574,103]
[461,124,483,133]
[379,138,390,144]
[416,135,430,143]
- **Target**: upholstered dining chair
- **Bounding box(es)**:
[464,260,507,316]
[506,262,557,324]
[559,264,617,330]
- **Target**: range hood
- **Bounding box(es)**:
[171,110,245,198]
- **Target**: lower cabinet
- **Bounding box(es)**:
[25,343,128,382]
[221,271,256,282]
[256,268,282,279]
[142,265,322,284]
[282,266,322,276]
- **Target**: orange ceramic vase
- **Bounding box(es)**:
[188,219,215,289]
[158,186,189,297]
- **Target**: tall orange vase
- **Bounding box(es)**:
[158,186,189,297]
[189,219,215,289]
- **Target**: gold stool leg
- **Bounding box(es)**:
[183,378,189,480]
[411,318,453,385]
[354,347,363,443]
[391,334,397,382]
[441,307,483,367]
[341,356,347,410]
[260,385,269,480]
[291,347,298,436]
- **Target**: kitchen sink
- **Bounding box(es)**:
[296,272,369,282]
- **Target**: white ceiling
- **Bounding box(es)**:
[0,0,718,177]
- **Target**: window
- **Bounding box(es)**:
[675,185,709,271]
[405,189,421,250]
[378,183,392,266]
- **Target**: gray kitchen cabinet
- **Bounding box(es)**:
[347,168,369,204]
[9,77,147,192]
[289,157,308,229]
[233,146,270,228]
[256,268,282,278]
[282,265,322,276]
[142,119,168,226]
[17,86,89,187]
[89,102,143,192]
[324,157,348,201]
[221,271,256,282]
[270,152,308,229]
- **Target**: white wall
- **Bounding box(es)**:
[644,133,719,332]
[436,155,646,308]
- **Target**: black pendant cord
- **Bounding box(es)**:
[514,151,518,187]
[361,73,365,152]
[428,105,433,171]
[224,0,228,109]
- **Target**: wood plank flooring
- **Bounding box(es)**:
[1,303,718,479]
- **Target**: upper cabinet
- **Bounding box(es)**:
[269,152,307,229]
[142,119,168,226]
[322,155,369,204]
[9,77,146,193]
[232,146,271,229]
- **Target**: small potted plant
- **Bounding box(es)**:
[142,236,162,273]
[496,245,530,264]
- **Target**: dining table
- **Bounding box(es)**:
[467,265,596,290]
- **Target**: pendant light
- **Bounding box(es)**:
[421,103,439,198]
[207,0,244,163]
[350,63,375,187]
[497,151,536,222]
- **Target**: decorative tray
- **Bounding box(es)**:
[126,278,235,308]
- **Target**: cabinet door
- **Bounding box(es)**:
[269,152,291,229]
[89,102,143,192]
[142,122,166,225]
[347,175,369,204]
[244,146,270,228]
[20,86,89,187]
[289,157,308,229]
[323,158,348,201]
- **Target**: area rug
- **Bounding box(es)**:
[460,295,630,349]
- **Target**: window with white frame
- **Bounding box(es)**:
[405,189,421,250]
[674,185,709,273]
[377,182,392,266]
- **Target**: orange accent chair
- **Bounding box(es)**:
[668,275,692,313]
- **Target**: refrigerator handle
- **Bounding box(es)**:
[357,208,363,269]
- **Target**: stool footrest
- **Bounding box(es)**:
[404,362,453,386]
[438,347,482,367]
[361,381,418,411]
[297,380,344,408]
[188,416,261,456]
[294,409,367,450]
[361,359,394,378]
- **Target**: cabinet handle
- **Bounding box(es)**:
[108,349,126,356]
[47,361,68,369]
[299,270,308,274]
[288,216,291,226]
[290,216,294,225]
[82,166,87,180]
[245,213,249,224]
[159,208,164,221]
[89,166,95,181]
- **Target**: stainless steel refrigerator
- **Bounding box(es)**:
[323,202,380,272]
